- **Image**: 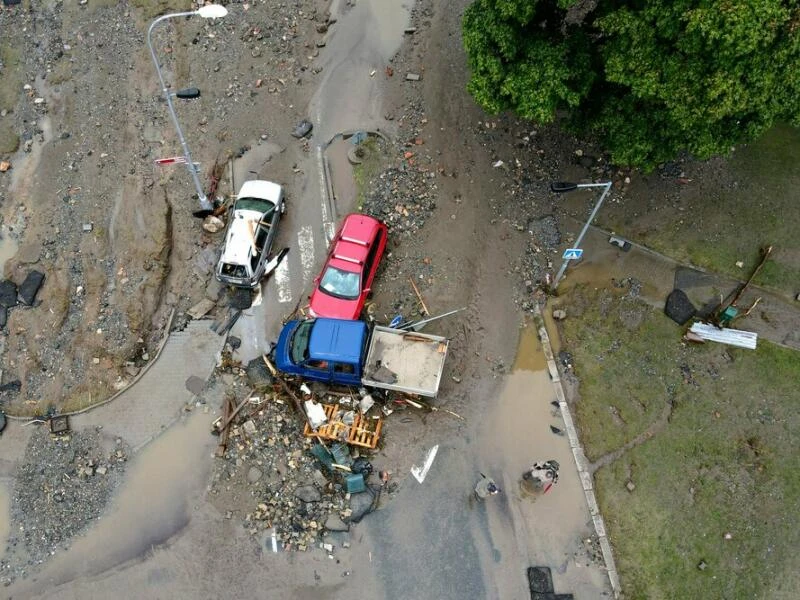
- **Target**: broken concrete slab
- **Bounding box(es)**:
[18,270,45,306]
[15,241,42,264]
[0,280,17,308]
[295,485,321,503]
[229,287,253,310]
[527,566,554,593]
[324,514,349,532]
[187,298,216,320]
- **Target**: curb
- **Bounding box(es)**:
[533,304,621,599]
[317,129,392,242]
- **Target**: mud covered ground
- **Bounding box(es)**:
[1,0,798,596]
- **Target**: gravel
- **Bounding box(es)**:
[0,426,130,584]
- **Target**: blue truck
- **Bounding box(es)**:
[273,318,449,397]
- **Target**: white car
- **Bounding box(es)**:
[215,180,285,288]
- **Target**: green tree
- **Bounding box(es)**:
[463,0,800,169]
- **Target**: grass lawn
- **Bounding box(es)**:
[560,284,800,599]
[602,124,800,300]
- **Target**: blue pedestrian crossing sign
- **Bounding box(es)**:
[562,248,584,260]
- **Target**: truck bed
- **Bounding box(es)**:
[361,326,449,397]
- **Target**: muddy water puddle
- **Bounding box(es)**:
[14,411,214,593]
[479,324,610,595]
[0,225,18,275]
[513,321,547,372]
[562,261,666,304]
[0,482,9,561]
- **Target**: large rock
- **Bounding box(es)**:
[0,305,6,329]
[294,485,321,503]
[246,357,274,389]
[247,466,263,484]
[664,289,696,325]
[347,489,376,523]
[0,380,21,394]
[18,270,45,306]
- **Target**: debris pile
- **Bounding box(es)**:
[210,353,391,553]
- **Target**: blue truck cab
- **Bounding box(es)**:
[274,318,367,386]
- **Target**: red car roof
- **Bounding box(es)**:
[309,214,387,320]
[329,215,380,268]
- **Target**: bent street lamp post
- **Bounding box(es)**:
[550,180,613,290]
[147,4,228,213]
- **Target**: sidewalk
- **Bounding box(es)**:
[76,319,225,450]
[557,225,800,351]
[0,319,226,456]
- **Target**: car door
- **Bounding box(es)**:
[361,227,385,299]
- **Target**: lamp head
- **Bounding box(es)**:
[197,4,228,19]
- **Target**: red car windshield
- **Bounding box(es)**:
[318,265,360,299]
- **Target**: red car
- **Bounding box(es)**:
[308,213,388,320]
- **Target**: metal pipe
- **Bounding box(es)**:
[552,181,613,290]
[147,11,212,212]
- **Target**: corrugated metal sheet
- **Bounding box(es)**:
[689,322,758,350]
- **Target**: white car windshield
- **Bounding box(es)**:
[319,266,359,299]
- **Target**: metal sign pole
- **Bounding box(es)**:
[552,181,613,290]
[147,11,212,212]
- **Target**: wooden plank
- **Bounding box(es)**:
[408,277,430,316]
[216,396,251,433]
[215,395,235,457]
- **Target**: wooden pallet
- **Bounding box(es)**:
[303,403,382,449]
[347,412,383,449]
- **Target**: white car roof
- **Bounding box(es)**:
[220,209,260,266]
[237,180,283,203]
